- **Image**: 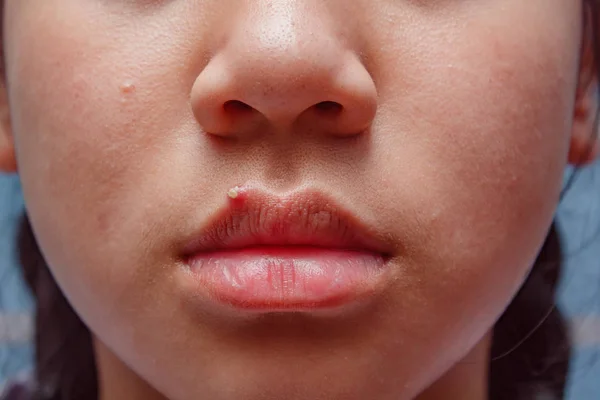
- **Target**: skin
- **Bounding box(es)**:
[0,1,599,399]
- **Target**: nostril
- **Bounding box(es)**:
[223,100,254,114]
[314,101,343,114]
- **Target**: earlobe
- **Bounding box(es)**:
[569,7,599,167]
[0,79,16,173]
[0,134,16,173]
[568,130,599,166]
[569,78,599,166]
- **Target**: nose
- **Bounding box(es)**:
[190,4,377,137]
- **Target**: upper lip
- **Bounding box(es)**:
[182,187,391,257]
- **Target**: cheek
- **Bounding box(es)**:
[5,2,195,321]
[356,0,578,363]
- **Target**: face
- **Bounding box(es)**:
[0,1,595,399]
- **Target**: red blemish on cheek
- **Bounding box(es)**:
[120,82,136,94]
[119,82,136,104]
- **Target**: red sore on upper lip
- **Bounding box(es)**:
[181,185,391,257]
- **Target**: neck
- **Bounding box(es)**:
[94,332,492,400]
[416,332,492,400]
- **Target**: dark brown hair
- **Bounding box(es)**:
[11,1,600,399]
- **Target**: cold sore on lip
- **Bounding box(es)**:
[182,185,392,313]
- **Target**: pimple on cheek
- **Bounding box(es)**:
[120,81,136,93]
[119,81,136,102]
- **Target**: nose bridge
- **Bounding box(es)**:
[244,1,320,53]
[238,1,335,59]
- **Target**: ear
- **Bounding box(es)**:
[570,6,600,166]
[0,12,16,173]
[0,78,16,173]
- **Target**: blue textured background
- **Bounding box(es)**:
[0,163,599,397]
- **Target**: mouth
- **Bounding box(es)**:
[182,186,392,313]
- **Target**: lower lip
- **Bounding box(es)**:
[186,247,386,311]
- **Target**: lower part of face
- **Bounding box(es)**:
[5,0,581,399]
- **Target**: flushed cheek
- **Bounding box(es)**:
[355,8,577,373]
[371,57,571,303]
[361,98,570,391]
[5,7,198,321]
[370,2,576,251]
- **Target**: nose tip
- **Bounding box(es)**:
[190,34,377,137]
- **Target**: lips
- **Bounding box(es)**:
[182,186,391,312]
